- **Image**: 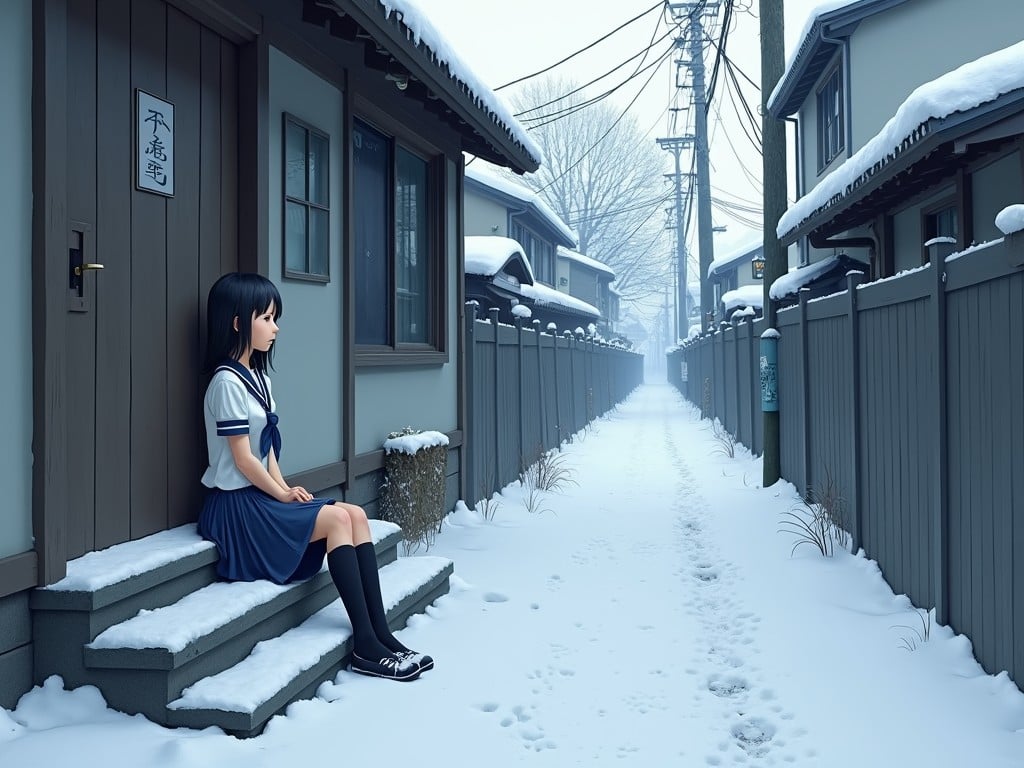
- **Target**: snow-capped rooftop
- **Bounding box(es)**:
[556,246,615,278]
[464,235,534,281]
[778,39,1024,239]
[520,281,600,318]
[769,255,842,300]
[707,235,763,280]
[465,162,578,247]
[721,284,764,312]
[376,1,542,167]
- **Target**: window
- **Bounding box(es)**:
[509,221,554,284]
[817,68,844,170]
[353,118,445,362]
[283,114,329,281]
[922,201,959,264]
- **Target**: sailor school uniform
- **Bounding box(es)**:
[198,360,332,584]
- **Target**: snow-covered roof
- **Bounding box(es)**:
[464,236,535,282]
[769,256,843,300]
[721,285,764,312]
[778,40,1024,240]
[520,281,600,319]
[313,2,539,172]
[768,0,910,117]
[707,235,763,280]
[556,246,615,278]
[465,162,578,248]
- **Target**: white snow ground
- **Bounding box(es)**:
[2,383,1023,766]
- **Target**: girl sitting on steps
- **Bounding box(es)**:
[197,272,432,682]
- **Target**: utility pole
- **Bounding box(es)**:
[657,136,693,340]
[669,2,718,331]
[761,0,787,486]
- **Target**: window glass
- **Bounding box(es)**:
[283,115,329,280]
[396,148,429,343]
[354,121,391,345]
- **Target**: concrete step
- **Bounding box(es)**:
[166,555,454,736]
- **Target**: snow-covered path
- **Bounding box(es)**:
[2,384,1023,766]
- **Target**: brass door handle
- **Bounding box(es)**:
[74,263,105,276]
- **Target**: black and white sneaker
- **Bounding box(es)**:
[351,653,421,681]
[396,649,434,673]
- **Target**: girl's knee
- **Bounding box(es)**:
[347,504,368,525]
[322,505,352,533]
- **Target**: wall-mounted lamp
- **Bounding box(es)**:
[385,71,409,91]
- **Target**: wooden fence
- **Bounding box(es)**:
[465,305,644,509]
[668,232,1024,689]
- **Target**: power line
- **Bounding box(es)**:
[496,0,665,91]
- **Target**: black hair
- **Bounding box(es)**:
[205,272,283,373]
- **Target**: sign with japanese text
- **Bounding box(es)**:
[751,257,765,280]
[136,90,174,196]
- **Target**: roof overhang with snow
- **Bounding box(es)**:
[767,0,910,119]
[556,246,616,279]
[464,236,535,284]
[465,165,578,248]
[311,1,541,174]
[707,237,763,280]
[779,87,1024,245]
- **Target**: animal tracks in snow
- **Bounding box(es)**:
[665,419,810,765]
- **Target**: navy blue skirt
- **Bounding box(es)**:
[198,486,335,584]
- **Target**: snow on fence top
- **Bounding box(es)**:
[995,204,1024,235]
[376,1,543,166]
[778,39,1024,239]
[722,284,764,311]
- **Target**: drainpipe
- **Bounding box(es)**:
[820,24,853,161]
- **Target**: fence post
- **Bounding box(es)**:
[552,327,563,448]
[928,239,953,625]
[733,317,742,442]
[489,307,503,490]
[846,271,864,554]
[748,319,758,452]
[566,331,578,438]
[533,318,546,453]
[463,302,477,507]
[799,287,812,499]
[516,315,526,474]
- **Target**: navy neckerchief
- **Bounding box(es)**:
[215,359,282,461]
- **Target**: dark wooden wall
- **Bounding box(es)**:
[65,0,238,557]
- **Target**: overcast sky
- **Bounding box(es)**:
[429,0,823,258]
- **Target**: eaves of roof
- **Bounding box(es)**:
[781,88,1024,243]
[768,0,910,119]
[465,176,577,248]
[320,0,540,174]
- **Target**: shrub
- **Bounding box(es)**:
[380,427,449,554]
[778,468,849,557]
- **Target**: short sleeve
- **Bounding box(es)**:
[210,377,250,436]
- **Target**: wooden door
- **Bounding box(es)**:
[64,0,238,558]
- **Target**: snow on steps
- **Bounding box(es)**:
[165,555,453,735]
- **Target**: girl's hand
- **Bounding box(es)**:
[279,486,313,503]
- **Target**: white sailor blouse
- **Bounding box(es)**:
[201,361,283,490]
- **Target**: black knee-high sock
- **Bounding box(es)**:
[355,542,409,654]
[327,545,393,660]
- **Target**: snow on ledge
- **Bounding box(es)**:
[995,204,1024,235]
[769,256,841,300]
[384,430,450,454]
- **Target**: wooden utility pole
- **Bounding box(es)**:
[761,0,786,486]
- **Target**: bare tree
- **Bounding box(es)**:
[507,77,673,303]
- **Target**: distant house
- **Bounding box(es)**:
[464,163,602,332]
[706,236,764,321]
[767,0,1024,278]
[464,236,600,330]
[555,246,619,336]
[0,0,541,721]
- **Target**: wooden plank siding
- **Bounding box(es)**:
[667,232,1024,690]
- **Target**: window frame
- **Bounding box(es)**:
[920,195,960,265]
[816,67,845,172]
[353,114,448,367]
[282,112,331,284]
